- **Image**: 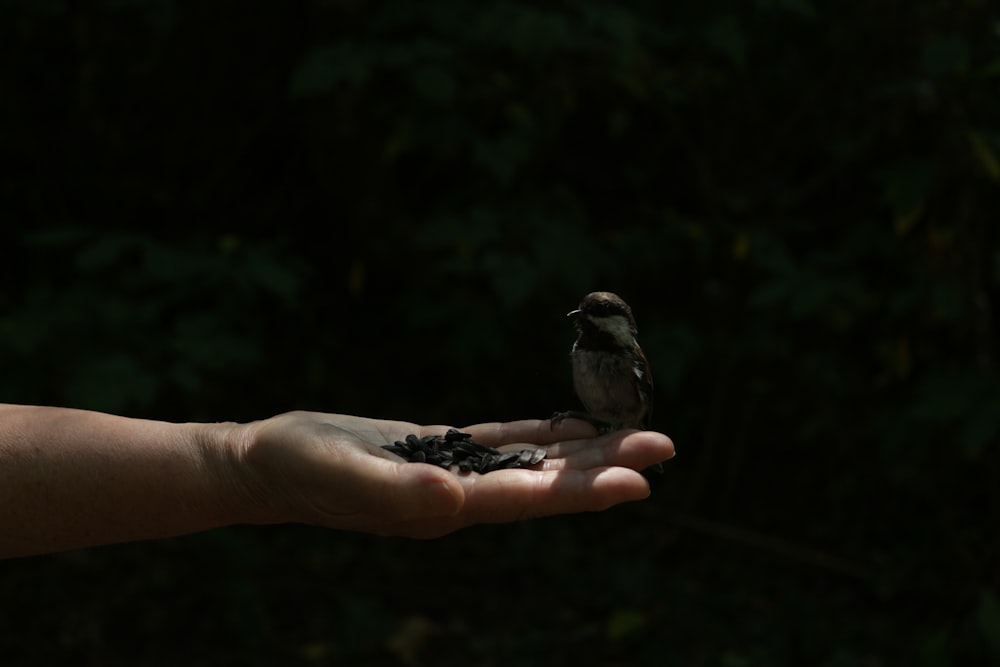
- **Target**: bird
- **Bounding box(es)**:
[553,291,661,471]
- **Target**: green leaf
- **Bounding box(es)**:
[473,131,534,188]
[483,252,536,309]
[243,249,301,299]
[748,279,790,309]
[878,160,937,220]
[75,235,139,272]
[289,43,373,96]
[978,591,1000,659]
[910,372,994,425]
[703,15,747,67]
[967,131,1000,183]
[962,399,1000,459]
[789,276,833,317]
[929,282,964,321]
[922,35,971,77]
[580,3,640,50]
[778,0,817,18]
[606,608,646,642]
[408,66,457,105]
[484,5,576,57]
[918,628,953,667]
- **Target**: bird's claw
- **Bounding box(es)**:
[549,410,611,433]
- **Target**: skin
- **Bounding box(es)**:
[0,404,675,558]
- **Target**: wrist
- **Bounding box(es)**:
[196,418,288,527]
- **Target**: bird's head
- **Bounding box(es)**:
[568,291,638,346]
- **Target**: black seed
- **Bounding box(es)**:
[496,452,520,467]
[390,432,545,473]
[517,450,534,466]
[454,442,478,456]
[476,455,495,473]
[473,442,498,455]
[458,441,493,456]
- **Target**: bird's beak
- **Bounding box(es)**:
[566,309,581,318]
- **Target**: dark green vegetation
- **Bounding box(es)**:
[2,1,999,664]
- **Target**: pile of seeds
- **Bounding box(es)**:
[382,428,546,474]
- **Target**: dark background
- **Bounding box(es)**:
[2,0,999,664]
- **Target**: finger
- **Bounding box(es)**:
[376,466,651,537]
[451,418,598,447]
[460,467,651,522]
[539,430,675,471]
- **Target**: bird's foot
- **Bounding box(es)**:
[550,410,613,433]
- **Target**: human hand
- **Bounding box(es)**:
[225,411,675,538]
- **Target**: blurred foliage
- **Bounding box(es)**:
[2,0,999,665]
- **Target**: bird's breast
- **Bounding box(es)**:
[570,348,646,428]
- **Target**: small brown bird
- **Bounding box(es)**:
[554,291,653,430]
[553,291,661,471]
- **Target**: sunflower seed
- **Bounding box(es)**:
[386,432,547,474]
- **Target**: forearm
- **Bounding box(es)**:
[0,404,674,554]
[0,404,249,558]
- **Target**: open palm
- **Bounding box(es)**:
[235,411,675,538]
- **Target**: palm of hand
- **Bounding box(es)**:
[238,411,674,538]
